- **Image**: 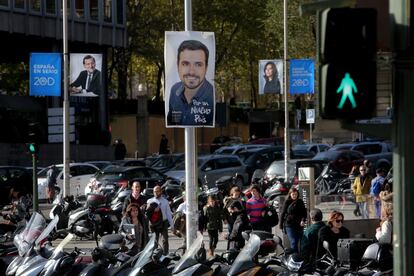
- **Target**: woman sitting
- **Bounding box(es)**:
[317,210,350,258]
[376,204,393,244]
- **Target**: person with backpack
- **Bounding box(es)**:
[146,185,174,255]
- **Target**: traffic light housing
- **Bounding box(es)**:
[320,8,377,120]
[26,143,39,155]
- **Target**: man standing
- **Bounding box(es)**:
[352,165,373,219]
[46,165,59,204]
[167,40,214,126]
[159,134,169,154]
[114,139,127,160]
[147,185,174,255]
[301,208,325,262]
[69,54,102,96]
[370,168,385,219]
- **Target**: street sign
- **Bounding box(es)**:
[290,59,315,94]
[306,109,315,124]
[30,53,61,96]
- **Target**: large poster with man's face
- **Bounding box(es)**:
[258,59,283,95]
[165,31,216,128]
[69,53,103,97]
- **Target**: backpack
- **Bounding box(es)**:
[146,202,164,232]
[264,205,279,228]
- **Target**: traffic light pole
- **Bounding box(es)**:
[32,153,38,212]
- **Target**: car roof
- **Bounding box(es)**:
[102,166,147,173]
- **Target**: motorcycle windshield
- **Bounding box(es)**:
[14,212,46,256]
[50,233,74,259]
[227,234,261,276]
[35,215,59,246]
[172,232,203,274]
[129,234,157,274]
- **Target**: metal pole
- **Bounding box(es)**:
[184,0,198,249]
[62,0,70,197]
[283,0,290,181]
[32,154,38,212]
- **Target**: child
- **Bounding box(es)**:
[203,195,223,257]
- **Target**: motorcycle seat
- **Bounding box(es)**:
[99,234,124,251]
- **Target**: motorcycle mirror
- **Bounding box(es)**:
[323,241,334,257]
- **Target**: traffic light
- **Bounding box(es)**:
[26,143,39,155]
[320,8,377,120]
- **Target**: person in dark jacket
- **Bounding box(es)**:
[203,195,223,257]
[122,181,147,214]
[300,208,326,263]
[279,187,307,252]
[317,210,350,258]
[227,200,251,250]
[114,139,127,160]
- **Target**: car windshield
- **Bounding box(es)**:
[313,151,340,161]
[96,171,125,181]
[293,145,309,151]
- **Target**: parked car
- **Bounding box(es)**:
[85,161,112,170]
[111,159,146,167]
[312,149,365,174]
[237,146,284,182]
[85,166,168,195]
[0,166,32,207]
[37,163,100,200]
[209,136,243,153]
[329,141,392,171]
[165,154,249,188]
[214,144,271,155]
[149,153,185,173]
[292,143,331,155]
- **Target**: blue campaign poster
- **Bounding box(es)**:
[290,59,314,94]
[30,53,61,96]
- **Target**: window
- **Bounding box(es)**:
[75,0,85,18]
[116,0,123,24]
[14,0,25,9]
[29,0,40,12]
[45,0,56,14]
[146,168,164,179]
[216,157,241,169]
[0,0,9,7]
[89,0,98,20]
[78,165,98,175]
[103,0,112,22]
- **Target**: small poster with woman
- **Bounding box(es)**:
[258,59,283,95]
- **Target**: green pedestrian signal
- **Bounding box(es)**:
[336,73,357,109]
[26,143,39,155]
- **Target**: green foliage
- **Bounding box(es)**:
[0,62,29,95]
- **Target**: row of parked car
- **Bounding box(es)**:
[0,140,392,207]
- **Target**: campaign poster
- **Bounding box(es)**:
[69,53,103,97]
[30,53,61,97]
[258,59,283,95]
[164,31,216,128]
[290,59,315,94]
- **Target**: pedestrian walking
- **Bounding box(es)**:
[119,203,148,255]
[46,165,59,204]
[114,138,127,160]
[352,165,373,219]
[279,187,307,253]
[203,195,223,258]
[146,185,174,255]
[159,134,169,154]
[123,181,147,214]
[370,168,385,219]
[226,201,251,251]
[245,184,268,231]
[223,186,246,249]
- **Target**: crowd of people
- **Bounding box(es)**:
[116,160,393,261]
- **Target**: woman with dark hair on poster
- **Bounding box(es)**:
[263,61,281,94]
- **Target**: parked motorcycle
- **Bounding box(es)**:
[6,213,58,276]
